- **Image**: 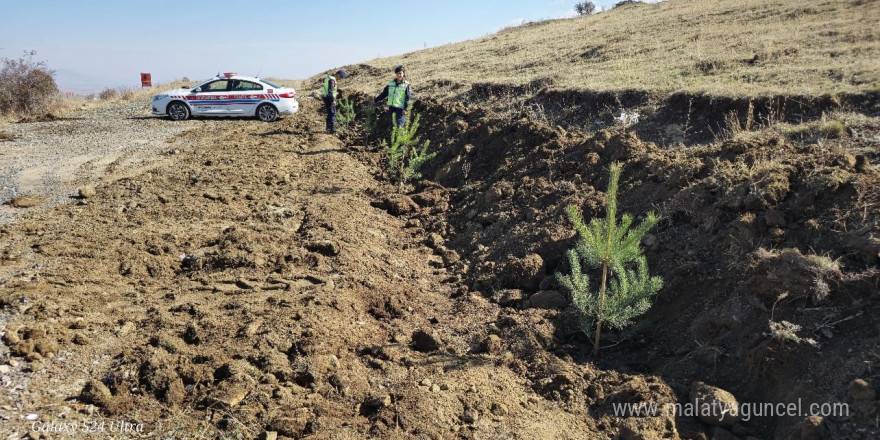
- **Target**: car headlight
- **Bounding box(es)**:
[152,94,168,101]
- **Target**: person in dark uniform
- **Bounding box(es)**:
[372,65,411,128]
[321,69,346,133]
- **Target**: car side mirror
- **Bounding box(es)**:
[193,87,202,93]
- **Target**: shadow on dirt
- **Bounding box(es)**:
[254,129,297,136]
[17,113,85,123]
[296,149,347,156]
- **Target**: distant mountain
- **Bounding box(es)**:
[53,69,132,94]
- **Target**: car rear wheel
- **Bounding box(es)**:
[256,103,278,122]
[167,101,190,121]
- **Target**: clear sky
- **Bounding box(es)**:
[1,0,648,92]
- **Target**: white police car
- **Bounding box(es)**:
[151,73,298,122]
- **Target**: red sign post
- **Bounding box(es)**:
[140,73,152,87]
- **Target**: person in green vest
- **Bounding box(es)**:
[372,65,411,128]
[321,69,347,133]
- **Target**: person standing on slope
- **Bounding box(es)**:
[321,69,347,134]
[372,65,411,128]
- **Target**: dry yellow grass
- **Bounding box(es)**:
[41,80,194,118]
[334,0,880,98]
[117,80,193,102]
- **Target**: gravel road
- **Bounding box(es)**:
[0,103,205,225]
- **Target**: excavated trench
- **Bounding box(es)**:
[1,91,879,440]
[352,92,880,439]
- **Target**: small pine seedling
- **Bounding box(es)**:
[381,107,435,184]
[360,101,378,145]
[556,162,663,355]
[337,96,356,130]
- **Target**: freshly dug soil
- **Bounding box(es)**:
[1,91,879,440]
[409,96,880,439]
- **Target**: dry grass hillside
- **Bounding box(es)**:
[333,0,879,99]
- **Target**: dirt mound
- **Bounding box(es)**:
[464,87,880,147]
[404,97,880,438]
[1,88,879,440]
[1,102,699,440]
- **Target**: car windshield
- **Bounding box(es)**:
[262,80,282,88]
[193,79,214,91]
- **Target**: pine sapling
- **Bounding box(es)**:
[382,123,407,176]
[556,162,663,355]
[381,107,435,185]
[403,130,436,180]
[360,101,377,145]
[337,96,355,130]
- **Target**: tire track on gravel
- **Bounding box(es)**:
[0,111,213,225]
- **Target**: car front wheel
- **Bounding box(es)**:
[167,101,190,121]
[256,103,278,122]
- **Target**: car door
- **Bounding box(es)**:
[229,79,264,115]
[189,79,231,115]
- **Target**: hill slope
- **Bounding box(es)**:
[335,0,880,98]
